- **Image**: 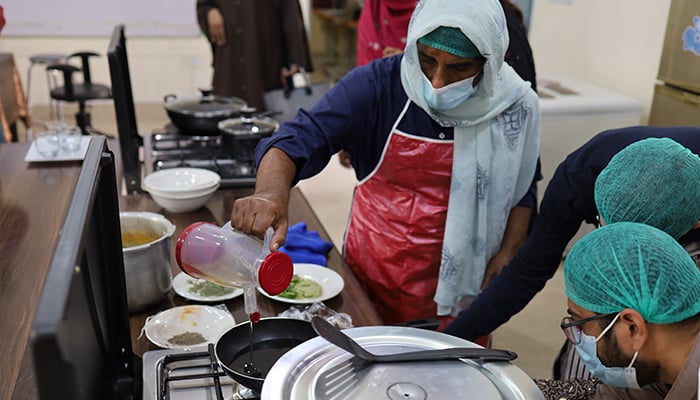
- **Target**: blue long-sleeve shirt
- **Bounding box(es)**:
[442,125,700,340]
[255,55,539,207]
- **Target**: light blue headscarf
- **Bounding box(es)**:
[400,0,541,314]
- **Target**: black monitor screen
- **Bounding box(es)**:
[30,137,136,400]
[108,24,143,195]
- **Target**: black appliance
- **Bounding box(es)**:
[108,25,256,194]
[30,136,136,399]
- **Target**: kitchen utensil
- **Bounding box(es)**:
[163,88,247,135]
[215,317,318,393]
[262,325,543,400]
[120,211,176,312]
[218,106,279,161]
[176,223,292,321]
[311,316,518,399]
[311,316,517,363]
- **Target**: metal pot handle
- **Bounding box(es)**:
[163,93,177,103]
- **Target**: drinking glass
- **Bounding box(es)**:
[34,130,60,158]
[45,121,81,155]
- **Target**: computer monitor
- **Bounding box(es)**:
[108,24,143,195]
[30,136,136,399]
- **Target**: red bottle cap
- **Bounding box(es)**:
[258,252,293,295]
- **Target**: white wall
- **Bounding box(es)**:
[1,0,671,122]
[529,0,671,121]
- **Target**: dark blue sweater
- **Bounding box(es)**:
[442,125,700,340]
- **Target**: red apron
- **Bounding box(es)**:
[344,119,452,324]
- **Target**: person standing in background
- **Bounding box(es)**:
[355,0,417,65]
[196,0,314,111]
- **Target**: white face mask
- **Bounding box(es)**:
[573,312,641,389]
[421,73,477,111]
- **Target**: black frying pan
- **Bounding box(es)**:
[215,317,317,392]
[214,316,440,392]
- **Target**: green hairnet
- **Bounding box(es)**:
[565,222,700,324]
[595,137,700,239]
[418,27,481,58]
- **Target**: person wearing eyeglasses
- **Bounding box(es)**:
[560,221,700,399]
[442,127,700,379]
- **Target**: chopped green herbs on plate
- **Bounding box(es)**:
[187,279,236,297]
[278,274,323,299]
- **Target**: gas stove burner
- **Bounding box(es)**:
[144,128,257,189]
[143,345,258,400]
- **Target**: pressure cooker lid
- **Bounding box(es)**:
[261,326,544,400]
[218,107,279,137]
[164,89,247,117]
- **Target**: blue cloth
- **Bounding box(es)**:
[442,125,700,340]
[279,222,333,266]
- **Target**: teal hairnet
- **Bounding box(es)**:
[418,27,481,58]
[564,222,700,324]
[594,137,700,239]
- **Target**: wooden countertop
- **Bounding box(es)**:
[0,141,83,400]
[120,187,382,356]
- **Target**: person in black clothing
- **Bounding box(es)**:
[441,126,700,379]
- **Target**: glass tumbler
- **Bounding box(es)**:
[34,129,60,158]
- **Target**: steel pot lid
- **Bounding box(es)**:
[164,89,247,118]
[218,107,279,137]
[261,326,544,400]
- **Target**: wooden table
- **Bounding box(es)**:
[120,187,382,356]
[1,141,83,400]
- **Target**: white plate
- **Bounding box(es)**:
[24,136,92,162]
[172,272,244,302]
[259,263,344,304]
[143,305,235,349]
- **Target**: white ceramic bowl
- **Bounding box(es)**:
[145,182,220,200]
[143,168,221,195]
[148,185,218,213]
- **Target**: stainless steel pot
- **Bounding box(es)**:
[163,89,247,135]
[120,211,176,312]
[218,107,279,161]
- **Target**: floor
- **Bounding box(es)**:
[22,94,568,381]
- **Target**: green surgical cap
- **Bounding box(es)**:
[565,222,700,324]
[595,137,700,239]
[418,27,481,58]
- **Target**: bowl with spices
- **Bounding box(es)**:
[172,272,244,302]
[120,211,176,312]
[143,305,235,349]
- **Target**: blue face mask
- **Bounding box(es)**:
[573,312,641,389]
[422,74,477,112]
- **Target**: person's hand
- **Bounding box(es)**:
[337,150,352,169]
[231,192,290,252]
[480,251,511,290]
[207,8,226,46]
[280,64,300,89]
